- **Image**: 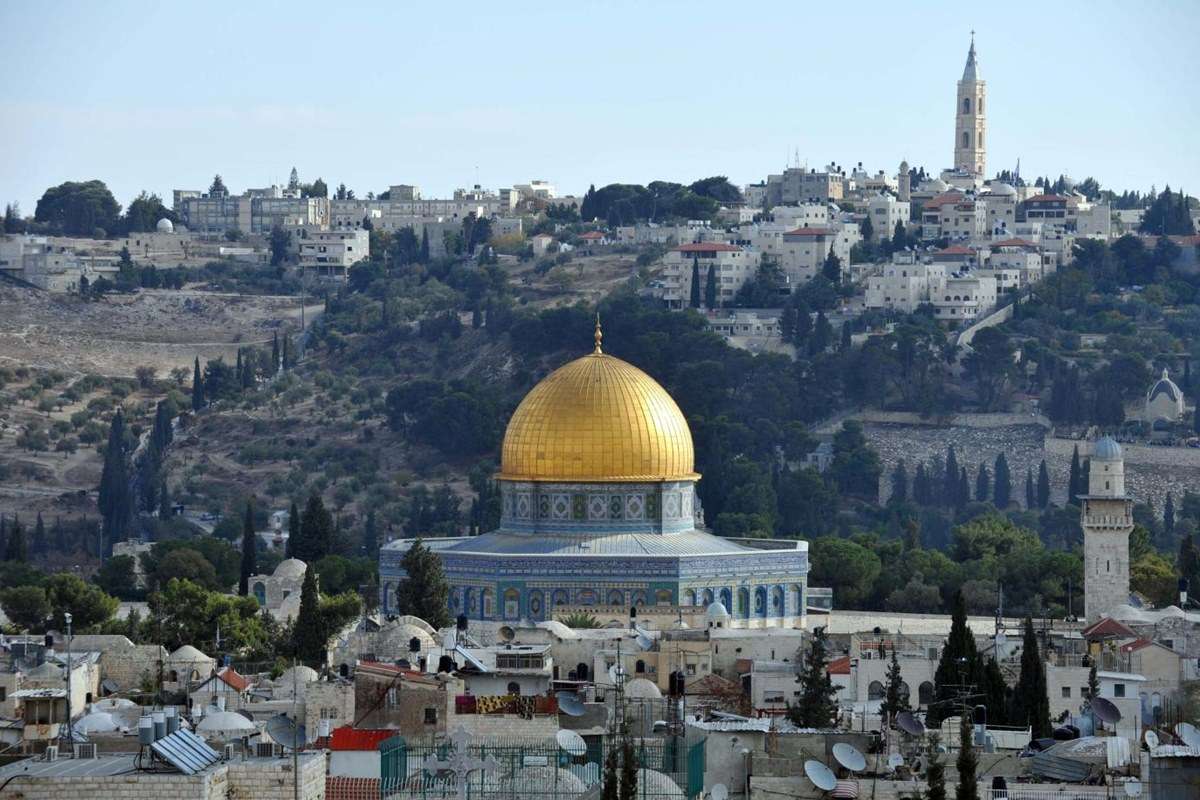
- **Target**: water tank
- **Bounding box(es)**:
[138,715,154,745]
[152,711,166,741]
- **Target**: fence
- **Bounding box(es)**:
[379,733,705,799]
[981,788,1119,800]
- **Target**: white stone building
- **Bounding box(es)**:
[297,228,369,276]
[1143,369,1186,425]
[864,254,947,314]
[1082,437,1133,622]
[932,272,997,321]
[662,242,759,308]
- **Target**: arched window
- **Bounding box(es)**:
[962,131,970,149]
[381,583,392,614]
[635,659,646,674]
[868,681,885,701]
[978,132,984,148]
[482,588,496,619]
[507,681,521,696]
[169,670,179,682]
[979,97,984,114]
[720,588,732,610]
[918,681,935,706]
[684,589,697,607]
[771,586,785,617]
[755,587,768,617]
[655,589,673,606]
[503,588,520,619]
[962,97,971,114]
[576,663,589,681]
[703,588,714,606]
[253,582,267,606]
[738,587,751,619]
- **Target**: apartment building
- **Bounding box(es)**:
[662,242,760,308]
[864,254,947,313]
[298,229,369,276]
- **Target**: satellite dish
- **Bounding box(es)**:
[1144,730,1159,749]
[1091,697,1122,725]
[556,691,586,717]
[1176,722,1200,748]
[635,632,654,651]
[499,626,515,642]
[711,784,729,800]
[897,711,925,736]
[887,753,904,771]
[804,760,837,792]
[1123,779,1142,798]
[833,743,867,773]
[264,714,303,750]
[556,729,587,756]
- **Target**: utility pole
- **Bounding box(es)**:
[63,612,74,748]
[292,658,300,800]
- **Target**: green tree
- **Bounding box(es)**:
[689,256,701,308]
[974,463,990,503]
[0,585,51,630]
[45,573,118,630]
[993,453,1012,510]
[955,714,978,800]
[809,537,881,607]
[822,250,842,284]
[286,501,300,558]
[1068,446,1083,503]
[269,225,292,266]
[34,180,121,235]
[924,743,946,800]
[829,420,882,498]
[123,191,174,233]
[1037,460,1051,509]
[788,625,838,728]
[1012,616,1051,737]
[618,738,637,800]
[208,174,228,197]
[239,499,257,596]
[602,746,619,800]
[97,410,132,551]
[295,493,334,562]
[704,262,717,308]
[880,645,912,721]
[1025,469,1035,510]
[929,590,979,726]
[191,356,205,411]
[395,539,451,628]
[4,520,27,562]
[292,565,325,663]
[95,555,141,600]
[1086,663,1099,702]
[982,657,1008,725]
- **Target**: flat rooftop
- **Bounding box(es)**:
[0,754,142,780]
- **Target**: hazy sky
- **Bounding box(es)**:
[2,1,1197,213]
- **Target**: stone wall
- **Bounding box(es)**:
[225,752,325,800]
[304,680,355,741]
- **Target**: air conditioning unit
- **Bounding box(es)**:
[224,744,236,761]
[74,743,98,760]
[45,745,59,762]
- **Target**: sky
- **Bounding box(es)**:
[1,1,1198,214]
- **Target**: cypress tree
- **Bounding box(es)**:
[33,512,46,554]
[689,256,701,308]
[955,714,978,800]
[930,591,978,727]
[235,348,243,386]
[396,539,451,628]
[239,499,256,596]
[1086,663,1099,702]
[602,746,619,800]
[5,520,27,562]
[891,460,909,504]
[53,516,67,552]
[297,493,334,562]
[286,501,300,557]
[913,462,930,506]
[975,463,990,502]
[1179,535,1200,591]
[957,467,970,509]
[191,356,205,411]
[1012,616,1051,737]
[1068,445,1082,503]
[704,262,717,308]
[618,738,637,800]
[1025,469,1036,509]
[0,516,6,561]
[788,626,838,728]
[840,320,852,350]
[880,645,911,721]
[993,453,1011,508]
[363,509,379,559]
[271,332,280,374]
[1037,460,1051,509]
[943,446,959,507]
[924,746,946,800]
[983,657,1008,725]
[1165,493,1176,539]
[292,565,325,664]
[98,410,131,551]
[158,478,172,519]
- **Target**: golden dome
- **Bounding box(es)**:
[499,338,697,483]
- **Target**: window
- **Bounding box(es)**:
[507,681,521,696]
[424,707,438,724]
[1114,684,1126,698]
[962,131,970,149]
[1062,687,1071,698]
[387,688,399,707]
[764,691,785,704]
[868,681,885,701]
[962,97,971,114]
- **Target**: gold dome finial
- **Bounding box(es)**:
[593,313,603,354]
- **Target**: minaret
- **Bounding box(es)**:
[954,33,987,176]
[1082,437,1133,622]
[898,160,911,203]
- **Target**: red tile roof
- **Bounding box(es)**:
[330,726,396,752]
[923,191,964,209]
[326,776,382,800]
[579,231,606,240]
[1025,194,1068,203]
[783,227,833,237]
[216,666,251,692]
[991,238,1039,249]
[1080,617,1138,640]
[937,245,974,256]
[676,242,741,253]
[828,656,851,675]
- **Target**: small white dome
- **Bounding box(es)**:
[624,677,663,699]
[924,178,950,192]
[273,558,308,580]
[156,218,175,233]
[706,601,730,620]
[988,182,1017,196]
[276,665,318,687]
[168,644,212,663]
[197,711,257,737]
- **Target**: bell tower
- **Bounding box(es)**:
[1082,437,1133,622]
[954,33,987,176]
